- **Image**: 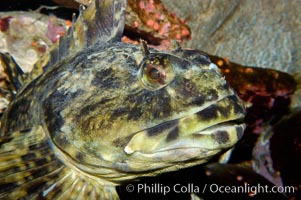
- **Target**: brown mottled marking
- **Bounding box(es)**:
[147,120,178,137]
[113,133,136,148]
[0,136,13,147]
[197,105,218,120]
[80,97,113,117]
[91,68,114,86]
[5,98,32,131]
[0,182,18,193]
[235,126,244,140]
[228,95,245,114]
[191,96,206,106]
[217,105,230,118]
[125,90,173,120]
[211,131,229,144]
[207,89,219,101]
[166,127,179,142]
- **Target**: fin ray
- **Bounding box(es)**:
[0,126,119,199]
[39,0,126,72]
[0,53,26,92]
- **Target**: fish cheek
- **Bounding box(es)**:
[41,88,84,148]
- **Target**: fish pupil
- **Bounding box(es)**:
[149,67,161,80]
[146,65,166,85]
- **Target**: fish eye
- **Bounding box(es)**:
[146,64,166,84]
[139,54,175,90]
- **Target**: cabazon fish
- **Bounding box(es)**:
[0,0,245,199]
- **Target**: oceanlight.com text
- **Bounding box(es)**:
[125,183,294,196]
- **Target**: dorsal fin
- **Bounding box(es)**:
[0,53,25,92]
[77,0,127,45]
[0,0,127,90]
[34,0,126,73]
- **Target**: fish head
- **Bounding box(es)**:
[44,44,246,182]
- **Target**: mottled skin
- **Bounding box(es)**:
[0,0,245,199]
[0,41,245,199]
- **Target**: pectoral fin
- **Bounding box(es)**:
[0,126,119,199]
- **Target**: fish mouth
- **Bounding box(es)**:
[121,113,245,174]
[155,118,245,153]
[124,95,246,160]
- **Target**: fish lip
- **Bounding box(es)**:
[124,94,246,155]
[156,118,246,152]
[195,118,245,136]
[124,119,244,166]
[124,117,245,156]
